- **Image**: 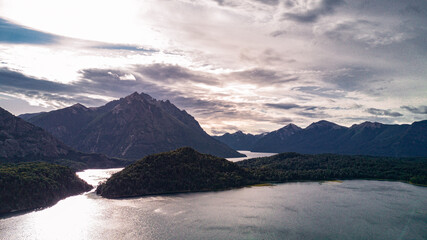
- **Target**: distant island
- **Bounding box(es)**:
[0,162,92,214]
[97,148,426,199]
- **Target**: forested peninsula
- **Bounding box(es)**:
[0,162,92,214]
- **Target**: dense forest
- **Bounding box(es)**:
[97,148,426,199]
[237,152,427,185]
[96,147,254,198]
[0,162,92,214]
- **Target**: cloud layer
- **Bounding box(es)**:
[0,0,426,134]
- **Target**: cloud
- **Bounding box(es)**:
[229,68,299,85]
[271,117,293,124]
[292,86,347,99]
[0,68,73,92]
[295,110,331,119]
[315,19,414,46]
[0,18,57,44]
[265,103,301,110]
[366,108,403,117]
[93,44,159,53]
[253,0,279,6]
[269,30,287,37]
[136,64,218,85]
[401,105,427,114]
[282,0,344,23]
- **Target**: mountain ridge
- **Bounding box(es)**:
[22,92,243,159]
[0,107,128,170]
[216,120,427,157]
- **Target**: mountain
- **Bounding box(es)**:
[22,92,243,159]
[0,107,127,170]
[249,123,303,152]
[96,147,254,198]
[237,152,427,185]
[213,131,265,150]
[249,120,427,157]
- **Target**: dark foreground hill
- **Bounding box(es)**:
[0,162,92,214]
[0,107,128,170]
[96,147,253,198]
[236,152,427,185]
[23,92,243,159]
[96,148,426,199]
[216,120,427,157]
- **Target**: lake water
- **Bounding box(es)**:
[227,150,277,162]
[1,154,426,240]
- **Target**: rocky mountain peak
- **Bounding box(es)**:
[69,103,89,113]
[351,121,383,129]
[306,120,346,130]
[22,92,243,159]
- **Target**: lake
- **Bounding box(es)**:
[1,152,426,240]
[226,150,277,162]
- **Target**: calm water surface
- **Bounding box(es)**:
[227,150,277,162]
[1,155,426,240]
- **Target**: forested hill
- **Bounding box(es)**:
[0,162,92,214]
[237,152,427,185]
[96,147,254,198]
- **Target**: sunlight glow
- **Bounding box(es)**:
[0,0,168,47]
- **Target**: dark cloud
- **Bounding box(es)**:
[212,0,278,7]
[366,108,403,117]
[136,64,218,85]
[401,105,427,114]
[0,68,73,92]
[0,67,166,107]
[292,86,347,99]
[253,0,279,6]
[282,0,344,23]
[296,110,331,119]
[272,117,293,124]
[318,19,414,46]
[322,67,393,95]
[240,49,290,65]
[230,68,298,85]
[265,103,301,110]
[0,18,57,44]
[270,30,287,37]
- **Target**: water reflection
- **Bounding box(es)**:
[1,167,426,240]
[227,150,277,162]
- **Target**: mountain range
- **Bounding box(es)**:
[0,107,127,169]
[215,120,427,157]
[212,131,266,150]
[21,92,243,159]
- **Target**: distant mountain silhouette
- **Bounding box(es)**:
[0,107,127,169]
[213,131,266,150]
[217,120,427,157]
[22,92,243,159]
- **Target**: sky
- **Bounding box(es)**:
[0,0,426,135]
